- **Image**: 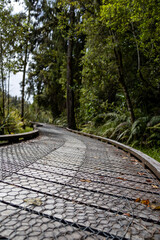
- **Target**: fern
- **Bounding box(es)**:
[148,123,160,130]
[117,129,130,141]
[103,112,119,120]
[147,116,160,127]
[105,127,115,137]
[110,122,130,139]
[127,117,149,143]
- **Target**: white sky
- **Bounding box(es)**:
[11,0,24,14]
[10,0,26,99]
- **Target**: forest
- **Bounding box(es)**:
[0,0,160,161]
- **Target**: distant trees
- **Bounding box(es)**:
[27,0,66,118]
[0,0,160,146]
[26,0,160,131]
[27,0,85,129]
[0,0,19,132]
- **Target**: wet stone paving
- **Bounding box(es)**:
[0,124,160,240]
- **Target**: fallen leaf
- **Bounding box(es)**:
[117,177,126,181]
[152,185,159,189]
[99,176,104,180]
[141,199,150,206]
[135,198,141,202]
[146,179,152,183]
[24,198,42,206]
[131,159,139,162]
[137,172,146,176]
[150,204,160,210]
[135,198,150,207]
[150,201,160,210]
[80,179,91,183]
[122,157,128,159]
[123,213,131,217]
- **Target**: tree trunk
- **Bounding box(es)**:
[110,29,135,123]
[114,47,135,123]
[21,8,30,125]
[0,34,5,134]
[8,67,10,116]
[67,4,76,129]
[21,45,28,121]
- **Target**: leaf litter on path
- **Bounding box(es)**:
[135,198,160,210]
[24,198,43,206]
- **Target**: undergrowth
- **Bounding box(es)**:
[79,112,160,163]
[133,147,160,163]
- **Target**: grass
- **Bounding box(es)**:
[134,146,160,163]
[19,126,33,133]
[3,126,34,135]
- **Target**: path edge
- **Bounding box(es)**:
[66,128,160,180]
[0,130,39,144]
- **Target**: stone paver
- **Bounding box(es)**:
[0,124,160,239]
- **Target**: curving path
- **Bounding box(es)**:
[0,124,159,239]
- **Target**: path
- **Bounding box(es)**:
[0,124,159,239]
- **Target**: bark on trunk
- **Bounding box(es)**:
[67,5,76,129]
[114,47,135,123]
[0,34,5,134]
[21,8,30,125]
[21,45,28,121]
[8,67,10,116]
[110,29,135,123]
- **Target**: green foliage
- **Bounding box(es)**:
[26,101,53,124]
[20,126,33,133]
[134,146,160,163]
[1,110,23,134]
[0,0,159,161]
[53,112,67,127]
[80,111,160,151]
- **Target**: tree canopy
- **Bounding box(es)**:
[0,0,160,151]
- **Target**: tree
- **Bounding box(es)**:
[66,3,76,129]
[0,0,21,132]
[27,0,66,119]
[20,0,32,123]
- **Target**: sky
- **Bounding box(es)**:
[10,0,27,99]
[10,72,22,98]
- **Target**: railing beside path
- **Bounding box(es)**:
[67,128,160,180]
[0,130,39,144]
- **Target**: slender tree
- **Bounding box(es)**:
[66,3,76,129]
[21,2,31,123]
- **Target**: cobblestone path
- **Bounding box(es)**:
[0,124,160,240]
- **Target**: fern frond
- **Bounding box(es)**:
[148,123,160,130]
[147,116,160,127]
[104,127,115,136]
[117,129,130,141]
[104,112,118,120]
[110,122,129,138]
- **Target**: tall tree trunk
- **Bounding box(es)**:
[21,44,28,121]
[114,47,135,123]
[21,8,30,124]
[110,29,135,123]
[8,66,10,116]
[0,34,5,134]
[67,4,76,129]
